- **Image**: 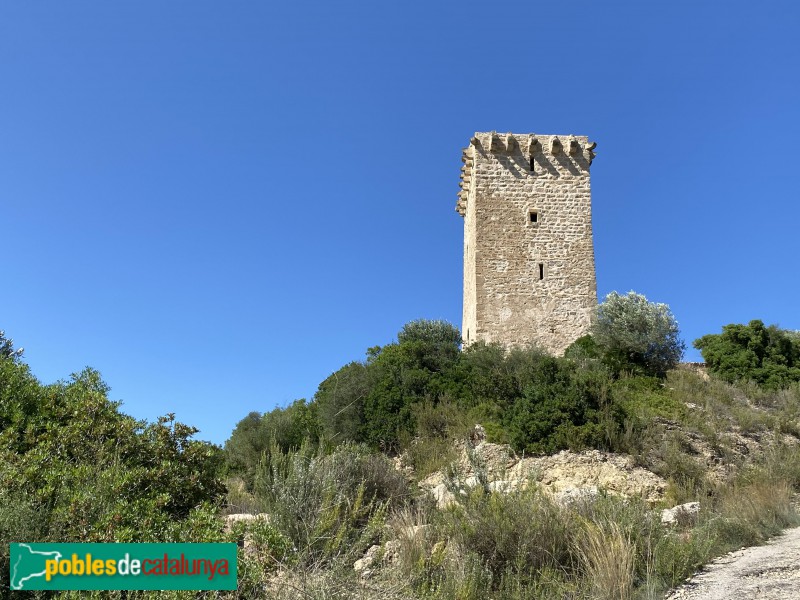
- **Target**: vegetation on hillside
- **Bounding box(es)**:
[0,332,230,595]
[225,293,686,485]
[221,363,800,599]
[695,319,800,389]
[4,292,800,598]
[219,296,800,598]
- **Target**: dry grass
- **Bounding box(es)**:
[402,436,459,480]
[718,478,795,536]
[387,505,433,577]
[576,521,635,600]
[222,476,263,515]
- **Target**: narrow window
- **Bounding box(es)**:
[529,211,538,223]
[538,263,544,280]
[529,156,536,173]
[466,329,470,342]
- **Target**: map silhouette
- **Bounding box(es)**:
[10,544,63,590]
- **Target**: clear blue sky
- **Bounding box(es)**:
[2,2,798,445]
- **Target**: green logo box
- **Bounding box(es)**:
[10,543,237,591]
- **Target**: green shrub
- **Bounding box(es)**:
[653,528,715,589]
[695,320,800,389]
[504,355,616,455]
[314,361,370,445]
[450,342,519,409]
[402,436,459,480]
[397,319,462,371]
[612,375,684,421]
[225,399,320,488]
[0,350,226,593]
[592,291,685,377]
[360,321,461,450]
[564,334,602,363]
[253,441,402,568]
[228,321,639,466]
[401,398,474,478]
[435,484,579,587]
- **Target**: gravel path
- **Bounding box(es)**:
[666,526,800,599]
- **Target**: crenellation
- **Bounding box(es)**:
[456,131,598,355]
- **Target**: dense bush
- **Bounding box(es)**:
[225,398,320,487]
[592,291,685,377]
[0,337,227,593]
[227,320,630,466]
[315,361,369,444]
[252,441,407,568]
[694,320,800,389]
[438,484,578,585]
[502,352,615,454]
[359,321,462,450]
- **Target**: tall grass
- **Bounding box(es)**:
[576,522,635,600]
[251,440,409,570]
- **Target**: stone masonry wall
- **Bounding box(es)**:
[456,132,597,355]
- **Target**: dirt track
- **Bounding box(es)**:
[666,526,800,599]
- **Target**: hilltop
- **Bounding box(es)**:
[218,310,800,598]
[2,304,800,598]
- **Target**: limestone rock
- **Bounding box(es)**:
[469,424,487,445]
[661,502,701,526]
[382,540,401,565]
[510,449,667,504]
[419,438,667,508]
[223,512,270,530]
[354,544,381,574]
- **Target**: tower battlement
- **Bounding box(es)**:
[457,131,598,355]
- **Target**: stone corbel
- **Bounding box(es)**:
[568,137,579,155]
[505,133,516,152]
[490,131,503,152]
[527,135,540,156]
[585,141,597,164]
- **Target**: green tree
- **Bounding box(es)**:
[694,320,800,389]
[224,411,268,483]
[315,362,369,444]
[503,353,612,454]
[0,329,23,361]
[225,399,320,487]
[397,318,462,372]
[0,351,226,590]
[592,291,685,377]
[360,321,461,450]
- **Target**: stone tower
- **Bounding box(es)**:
[456,132,598,355]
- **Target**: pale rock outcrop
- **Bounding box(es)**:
[223,512,270,529]
[661,502,701,526]
[354,540,402,579]
[419,440,667,508]
[354,544,381,577]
